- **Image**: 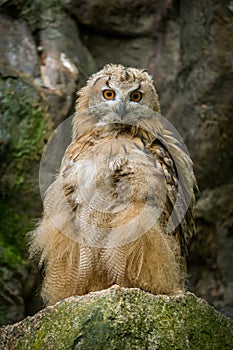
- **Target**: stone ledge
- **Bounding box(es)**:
[0,286,232,349]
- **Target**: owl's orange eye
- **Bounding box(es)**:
[130,91,142,102]
[102,89,115,100]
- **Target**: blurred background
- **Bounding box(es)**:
[0,0,232,325]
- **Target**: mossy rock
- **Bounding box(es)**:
[0,76,52,325]
[0,0,65,31]
[0,76,52,258]
[0,287,232,349]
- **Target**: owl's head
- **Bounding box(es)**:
[73,64,160,138]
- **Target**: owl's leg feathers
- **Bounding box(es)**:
[29,216,82,305]
[29,214,185,304]
[125,228,185,295]
[101,247,127,285]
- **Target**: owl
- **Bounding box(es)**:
[29,64,196,305]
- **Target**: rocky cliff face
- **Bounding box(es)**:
[0,0,232,326]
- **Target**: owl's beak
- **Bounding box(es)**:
[118,101,126,120]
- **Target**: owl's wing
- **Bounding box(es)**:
[148,130,196,256]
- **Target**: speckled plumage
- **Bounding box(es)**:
[29,64,196,305]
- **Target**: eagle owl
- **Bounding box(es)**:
[30,64,195,305]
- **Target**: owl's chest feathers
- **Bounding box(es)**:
[68,124,155,161]
[63,125,173,212]
[69,127,159,182]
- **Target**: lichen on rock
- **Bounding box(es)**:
[0,287,232,349]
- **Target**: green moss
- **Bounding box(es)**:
[0,199,34,268]
[12,289,233,350]
[0,77,52,268]
[0,77,51,190]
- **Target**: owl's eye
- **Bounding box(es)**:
[102,89,115,100]
[130,91,143,102]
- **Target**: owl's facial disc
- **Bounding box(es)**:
[102,88,143,103]
[101,83,143,119]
